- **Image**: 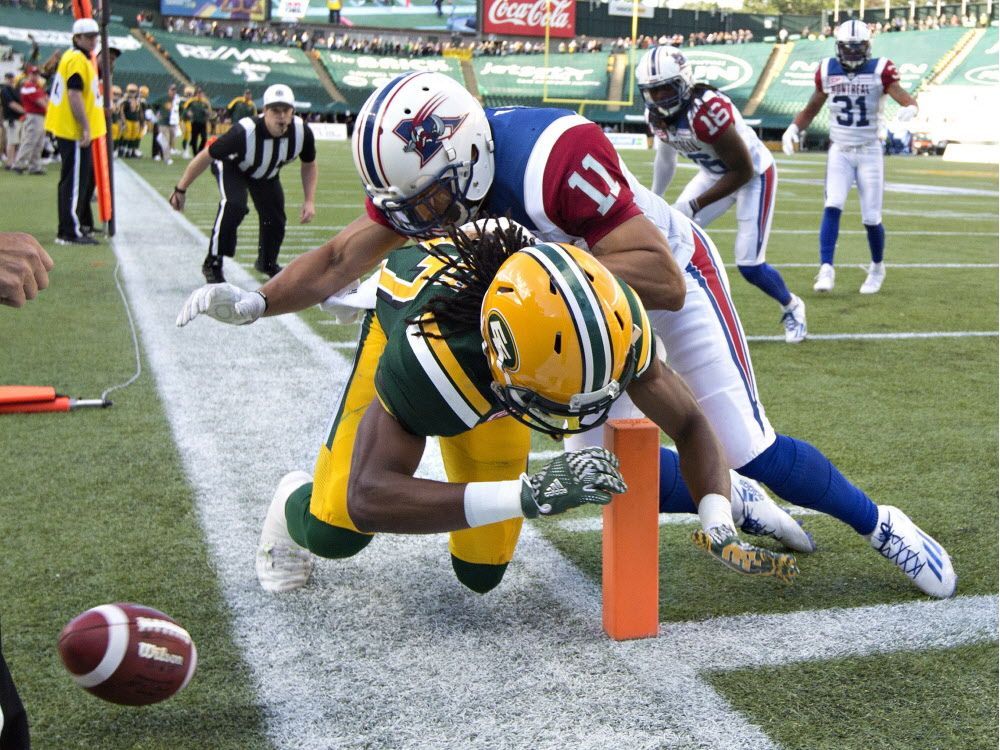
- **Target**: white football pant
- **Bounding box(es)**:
[824,141,885,225]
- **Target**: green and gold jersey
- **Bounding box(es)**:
[372,243,654,438]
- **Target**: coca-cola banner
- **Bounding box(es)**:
[483,0,577,39]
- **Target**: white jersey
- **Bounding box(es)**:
[818,56,900,146]
[647,89,773,177]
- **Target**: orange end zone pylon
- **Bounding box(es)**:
[602,418,660,641]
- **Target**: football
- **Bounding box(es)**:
[57,603,197,706]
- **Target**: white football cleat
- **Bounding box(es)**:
[780,294,807,344]
[859,262,886,294]
[813,263,835,292]
[731,474,816,552]
[868,505,956,598]
[255,470,314,593]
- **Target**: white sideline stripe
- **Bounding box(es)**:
[114,163,999,750]
[747,331,998,342]
[709,228,998,236]
[768,262,998,269]
[555,507,821,533]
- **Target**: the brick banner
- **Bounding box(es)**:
[483,0,576,39]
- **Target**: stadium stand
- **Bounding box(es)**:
[149,31,333,110]
[0,7,175,95]
[937,25,999,86]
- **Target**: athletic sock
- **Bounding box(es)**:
[738,434,878,535]
[658,446,697,514]
[738,263,793,306]
[819,207,842,265]
[864,223,885,264]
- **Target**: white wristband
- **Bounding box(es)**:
[463,480,524,528]
[697,492,735,533]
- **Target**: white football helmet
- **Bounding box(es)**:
[352,72,495,238]
[835,20,872,73]
[635,45,693,120]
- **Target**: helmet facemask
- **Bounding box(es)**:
[490,348,637,438]
[369,147,484,239]
[639,76,690,120]
[836,40,871,72]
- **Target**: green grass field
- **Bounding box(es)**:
[0,140,996,749]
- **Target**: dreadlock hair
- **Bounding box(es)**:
[409,217,534,339]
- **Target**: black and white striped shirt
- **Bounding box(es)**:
[208,115,316,180]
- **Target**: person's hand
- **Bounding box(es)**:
[80,126,92,148]
[0,232,54,308]
[519,447,627,518]
[674,199,698,220]
[897,104,918,122]
[169,187,186,211]
[176,283,266,327]
[781,123,799,156]
[300,200,315,224]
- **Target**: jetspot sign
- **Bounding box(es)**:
[483,0,576,39]
[680,50,755,93]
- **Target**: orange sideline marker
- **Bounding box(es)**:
[602,418,660,640]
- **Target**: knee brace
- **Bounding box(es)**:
[451,556,509,594]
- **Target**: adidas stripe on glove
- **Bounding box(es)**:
[520,447,627,518]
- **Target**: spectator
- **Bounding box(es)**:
[328,0,342,24]
[42,18,106,245]
[227,88,257,122]
[1,72,23,169]
[183,86,212,155]
[12,66,47,175]
[152,82,180,164]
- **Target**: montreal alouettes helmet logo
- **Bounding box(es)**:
[392,93,468,167]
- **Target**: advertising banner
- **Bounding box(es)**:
[270,0,476,31]
[160,0,267,22]
[482,0,576,39]
[607,0,654,20]
[325,51,464,92]
[474,53,607,98]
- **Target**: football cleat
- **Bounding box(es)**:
[731,475,816,552]
[692,526,799,583]
[868,505,956,598]
[813,263,835,292]
[859,262,886,294]
[255,470,314,593]
[780,294,807,344]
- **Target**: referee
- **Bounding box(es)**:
[169,84,317,283]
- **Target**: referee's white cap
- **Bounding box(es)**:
[263,84,295,108]
[72,18,100,35]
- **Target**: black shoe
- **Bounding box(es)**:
[202,259,225,284]
[254,261,283,278]
[55,235,99,245]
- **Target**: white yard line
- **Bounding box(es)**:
[112,162,999,750]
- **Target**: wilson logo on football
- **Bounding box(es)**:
[483,0,576,38]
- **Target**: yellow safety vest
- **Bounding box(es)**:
[43,47,107,141]
[328,0,342,9]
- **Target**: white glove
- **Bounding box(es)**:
[781,123,800,156]
[673,199,697,220]
[897,104,918,122]
[176,283,267,327]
